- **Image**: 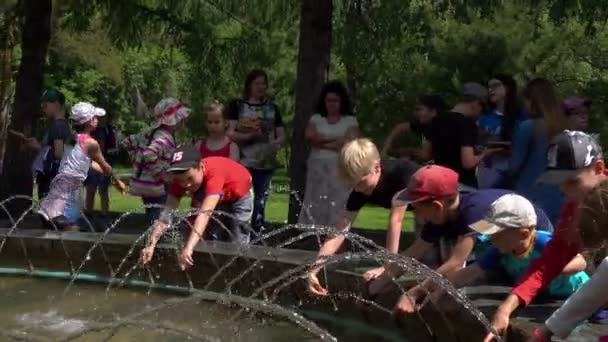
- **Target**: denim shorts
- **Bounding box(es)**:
[84,170,111,189]
[188,189,254,244]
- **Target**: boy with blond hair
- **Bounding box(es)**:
[306,138,421,295]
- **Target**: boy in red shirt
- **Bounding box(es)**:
[138,146,253,271]
[484,130,606,341]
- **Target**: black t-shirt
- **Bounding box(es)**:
[410,119,432,140]
[43,118,72,159]
[346,159,421,212]
[425,111,478,187]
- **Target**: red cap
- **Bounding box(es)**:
[392,165,459,207]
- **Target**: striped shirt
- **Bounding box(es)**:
[122,128,175,197]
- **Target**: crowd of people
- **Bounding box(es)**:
[12,69,607,340]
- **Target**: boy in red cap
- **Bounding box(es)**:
[138,146,253,271]
[367,165,553,314]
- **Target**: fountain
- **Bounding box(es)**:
[0,195,561,341]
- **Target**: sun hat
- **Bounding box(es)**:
[151,97,191,129]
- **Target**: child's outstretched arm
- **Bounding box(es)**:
[86,139,112,175]
[138,195,181,266]
[177,194,221,270]
[306,210,356,296]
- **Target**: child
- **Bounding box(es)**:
[38,102,114,231]
[195,100,239,160]
[306,138,428,296]
[138,146,253,270]
[122,97,191,222]
[367,166,553,313]
[446,194,588,300]
[483,130,606,342]
[533,179,608,341]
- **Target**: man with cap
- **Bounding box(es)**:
[413,82,492,187]
[138,146,253,271]
[366,165,553,313]
[440,194,588,303]
[11,88,71,198]
[484,130,607,342]
[563,96,592,131]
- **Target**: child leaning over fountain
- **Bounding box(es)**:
[441,194,588,301]
[306,138,421,296]
[38,102,114,231]
[533,179,608,341]
[138,145,253,270]
[366,165,554,313]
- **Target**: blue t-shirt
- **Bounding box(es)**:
[420,189,553,246]
[478,110,504,143]
[477,231,589,298]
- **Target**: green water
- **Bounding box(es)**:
[0,276,320,342]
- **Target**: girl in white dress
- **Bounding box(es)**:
[38,102,114,231]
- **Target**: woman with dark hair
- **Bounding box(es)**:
[477,74,523,188]
[227,69,285,235]
[380,94,447,160]
[507,78,567,223]
[298,81,359,226]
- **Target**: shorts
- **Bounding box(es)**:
[187,189,254,244]
[84,170,111,190]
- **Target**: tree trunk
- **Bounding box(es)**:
[0,0,52,217]
[288,0,333,223]
[0,13,16,176]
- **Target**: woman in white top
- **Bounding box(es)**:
[38,102,114,231]
[298,81,359,226]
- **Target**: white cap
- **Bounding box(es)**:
[71,102,106,124]
[469,194,537,235]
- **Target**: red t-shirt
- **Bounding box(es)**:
[511,200,580,305]
[169,157,251,204]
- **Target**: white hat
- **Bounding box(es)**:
[469,194,537,235]
[151,97,191,129]
[71,102,106,124]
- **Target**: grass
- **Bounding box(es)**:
[108,167,414,231]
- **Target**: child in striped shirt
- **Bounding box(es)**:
[122,97,191,222]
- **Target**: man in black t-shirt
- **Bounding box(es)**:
[306,138,421,296]
[423,83,490,188]
[11,89,71,199]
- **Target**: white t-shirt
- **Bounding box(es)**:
[309,114,358,160]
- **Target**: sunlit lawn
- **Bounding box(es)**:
[107,167,414,231]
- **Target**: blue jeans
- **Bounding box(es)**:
[142,195,167,224]
[248,168,273,234]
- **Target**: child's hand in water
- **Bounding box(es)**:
[178,247,194,271]
[363,266,386,281]
[139,246,155,266]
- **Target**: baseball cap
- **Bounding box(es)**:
[71,102,106,124]
[470,194,537,235]
[40,88,66,105]
[537,130,603,185]
[392,165,459,207]
[463,82,488,102]
[562,96,592,114]
[167,146,201,173]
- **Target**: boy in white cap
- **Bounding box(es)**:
[442,194,589,300]
[38,102,116,231]
[122,97,191,223]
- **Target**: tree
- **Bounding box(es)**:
[0,4,18,175]
[288,0,333,223]
[0,0,52,216]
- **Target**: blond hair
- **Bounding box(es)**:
[205,100,225,119]
[338,138,380,184]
